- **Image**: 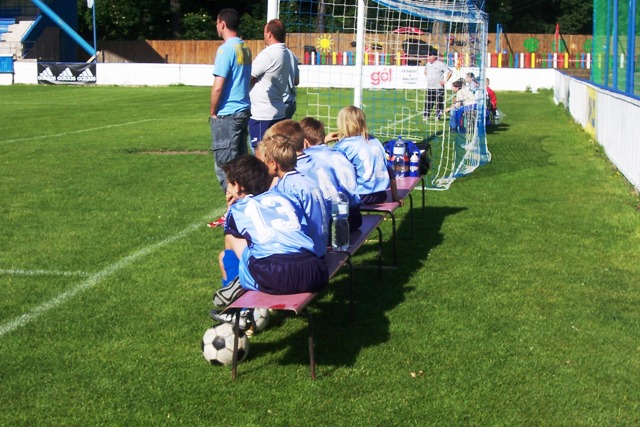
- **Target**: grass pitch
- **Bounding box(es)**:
[1,85,640,425]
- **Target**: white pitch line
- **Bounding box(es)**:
[0,269,91,277]
[0,119,159,144]
[0,210,222,338]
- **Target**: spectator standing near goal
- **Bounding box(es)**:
[249,19,300,151]
[208,8,252,227]
[423,49,452,120]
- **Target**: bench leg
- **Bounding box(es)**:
[408,193,414,240]
[347,257,355,323]
[231,309,241,380]
[390,213,397,266]
[421,176,426,218]
[375,226,383,277]
[304,308,316,380]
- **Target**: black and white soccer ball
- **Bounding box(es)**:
[201,322,249,366]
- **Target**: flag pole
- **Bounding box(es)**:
[90,0,97,60]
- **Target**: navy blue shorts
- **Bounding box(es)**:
[248,252,328,295]
[360,191,387,205]
[249,117,284,149]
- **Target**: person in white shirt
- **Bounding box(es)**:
[446,79,476,132]
[248,19,299,151]
[423,49,452,120]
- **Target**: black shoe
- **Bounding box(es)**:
[212,276,246,308]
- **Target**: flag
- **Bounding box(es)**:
[87,0,94,8]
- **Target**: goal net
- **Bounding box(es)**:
[277,0,491,189]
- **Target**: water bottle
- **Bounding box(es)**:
[331,188,350,250]
[393,136,405,178]
[409,151,420,177]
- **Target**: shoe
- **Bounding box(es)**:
[209,308,250,330]
[207,215,226,228]
[212,276,246,307]
[449,127,458,133]
[435,110,442,120]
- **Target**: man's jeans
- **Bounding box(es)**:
[210,110,250,191]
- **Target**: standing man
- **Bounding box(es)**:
[209,8,252,227]
[423,48,452,120]
[248,19,299,151]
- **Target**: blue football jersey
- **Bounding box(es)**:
[334,135,390,195]
[226,191,317,257]
[273,170,329,257]
[301,146,361,208]
[224,190,319,291]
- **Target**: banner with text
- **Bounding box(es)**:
[37,62,97,85]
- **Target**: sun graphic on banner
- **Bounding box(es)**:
[316,35,333,53]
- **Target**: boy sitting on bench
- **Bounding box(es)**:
[211,154,329,320]
[259,132,330,258]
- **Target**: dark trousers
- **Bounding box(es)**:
[424,88,446,116]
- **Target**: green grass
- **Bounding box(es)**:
[1,85,639,425]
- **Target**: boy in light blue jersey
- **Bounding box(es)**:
[219,155,328,295]
[258,132,330,257]
[329,106,401,205]
[299,116,363,230]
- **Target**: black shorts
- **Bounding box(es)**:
[249,252,329,295]
[360,191,387,205]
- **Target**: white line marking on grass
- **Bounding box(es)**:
[0,211,222,338]
[0,269,90,277]
[0,119,159,144]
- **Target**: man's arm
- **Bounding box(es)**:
[210,75,225,117]
[293,55,300,86]
[442,70,452,86]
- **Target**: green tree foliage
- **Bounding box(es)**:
[484,0,592,34]
[77,0,593,41]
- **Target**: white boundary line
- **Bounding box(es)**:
[0,119,159,144]
[0,269,91,277]
[0,210,222,339]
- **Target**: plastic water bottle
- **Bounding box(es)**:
[331,188,350,250]
[393,136,405,178]
[409,151,420,177]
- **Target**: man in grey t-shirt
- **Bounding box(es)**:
[423,49,452,120]
[248,19,299,150]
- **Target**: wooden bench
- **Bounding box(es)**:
[222,214,385,380]
[359,175,425,265]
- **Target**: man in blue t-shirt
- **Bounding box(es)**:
[209,9,252,199]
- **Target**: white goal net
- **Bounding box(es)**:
[276,0,491,189]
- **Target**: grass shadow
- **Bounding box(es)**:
[247,205,467,376]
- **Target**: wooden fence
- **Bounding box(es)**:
[98,33,592,66]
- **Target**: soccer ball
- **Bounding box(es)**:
[201,323,249,366]
[247,308,270,335]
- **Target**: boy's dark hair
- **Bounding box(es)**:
[223,155,271,196]
[452,79,464,89]
[300,117,326,146]
[218,8,240,31]
[266,19,286,43]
